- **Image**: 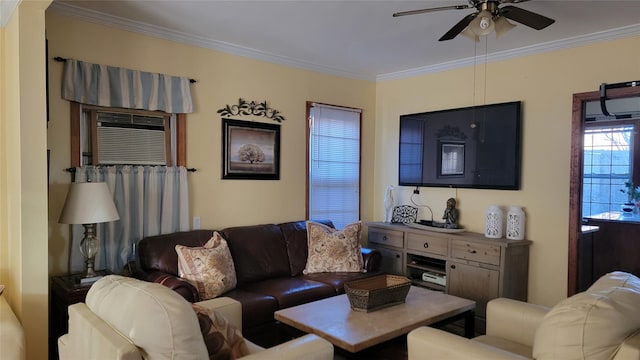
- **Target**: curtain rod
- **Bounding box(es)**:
[65,167,197,172]
[53,57,197,84]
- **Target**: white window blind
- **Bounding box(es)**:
[308,104,361,229]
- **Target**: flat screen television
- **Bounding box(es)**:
[398,101,522,190]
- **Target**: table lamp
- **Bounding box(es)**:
[59,182,120,278]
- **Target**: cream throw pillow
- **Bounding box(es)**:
[303,221,364,274]
[176,232,237,300]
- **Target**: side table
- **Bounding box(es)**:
[49,271,110,360]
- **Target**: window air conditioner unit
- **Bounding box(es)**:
[95,112,168,165]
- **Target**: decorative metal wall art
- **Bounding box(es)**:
[217,98,286,122]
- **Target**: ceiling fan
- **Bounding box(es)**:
[393,0,555,41]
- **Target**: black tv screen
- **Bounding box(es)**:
[398,101,522,190]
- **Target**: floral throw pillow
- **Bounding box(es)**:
[303,221,364,274]
[193,303,250,360]
[176,232,237,300]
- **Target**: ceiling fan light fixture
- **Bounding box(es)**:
[461,28,480,42]
[494,16,516,38]
[469,10,495,36]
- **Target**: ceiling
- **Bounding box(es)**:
[47,0,640,81]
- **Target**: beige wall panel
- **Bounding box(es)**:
[45,12,376,276]
[375,36,640,307]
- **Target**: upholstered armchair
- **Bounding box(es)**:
[408,271,640,360]
[58,275,333,360]
[0,293,25,360]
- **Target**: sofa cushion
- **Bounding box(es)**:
[176,232,237,300]
[241,277,336,309]
[223,289,279,330]
[302,271,379,294]
[533,283,640,360]
[280,220,334,276]
[221,224,290,285]
[303,221,364,274]
[86,275,208,359]
[192,303,250,359]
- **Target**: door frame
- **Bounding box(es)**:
[568,86,640,295]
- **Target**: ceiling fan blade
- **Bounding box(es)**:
[393,4,471,17]
[499,0,530,4]
[439,13,477,41]
[500,5,555,30]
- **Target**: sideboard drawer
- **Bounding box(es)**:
[451,240,501,265]
[368,228,404,248]
[406,233,448,256]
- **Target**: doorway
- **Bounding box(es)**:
[568,85,640,295]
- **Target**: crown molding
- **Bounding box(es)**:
[0,0,19,27]
[377,23,640,82]
[47,2,375,81]
[48,2,640,83]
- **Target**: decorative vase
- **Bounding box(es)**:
[506,206,525,240]
[383,185,395,222]
[485,205,503,238]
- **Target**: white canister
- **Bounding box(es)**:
[506,206,526,240]
[485,205,503,238]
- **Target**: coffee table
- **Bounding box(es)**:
[274,286,475,353]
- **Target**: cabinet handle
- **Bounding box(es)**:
[382,235,387,241]
[395,254,401,258]
[450,264,456,269]
[468,249,477,254]
[423,242,429,249]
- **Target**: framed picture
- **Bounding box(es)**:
[222,118,280,180]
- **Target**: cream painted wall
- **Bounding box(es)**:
[43,1,639,328]
[1,1,52,359]
[375,36,640,307]
[45,12,376,275]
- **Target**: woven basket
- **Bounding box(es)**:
[344,275,411,312]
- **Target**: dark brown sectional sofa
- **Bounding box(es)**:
[135,220,382,346]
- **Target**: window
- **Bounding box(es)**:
[582,123,635,217]
[307,102,361,229]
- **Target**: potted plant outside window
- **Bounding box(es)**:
[620,180,640,213]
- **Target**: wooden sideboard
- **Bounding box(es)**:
[366,222,531,331]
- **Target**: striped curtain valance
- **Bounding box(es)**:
[62,58,194,114]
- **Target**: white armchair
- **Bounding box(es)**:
[0,294,25,360]
[58,275,333,360]
[408,271,640,360]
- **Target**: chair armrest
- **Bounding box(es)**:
[485,298,549,347]
[196,297,243,331]
[408,327,528,360]
[65,303,141,359]
[614,330,640,360]
[142,271,199,302]
[361,247,382,272]
[58,334,69,360]
[240,334,333,360]
[0,295,25,360]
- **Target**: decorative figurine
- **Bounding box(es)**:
[442,198,459,229]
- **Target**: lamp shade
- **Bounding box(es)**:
[59,182,120,225]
